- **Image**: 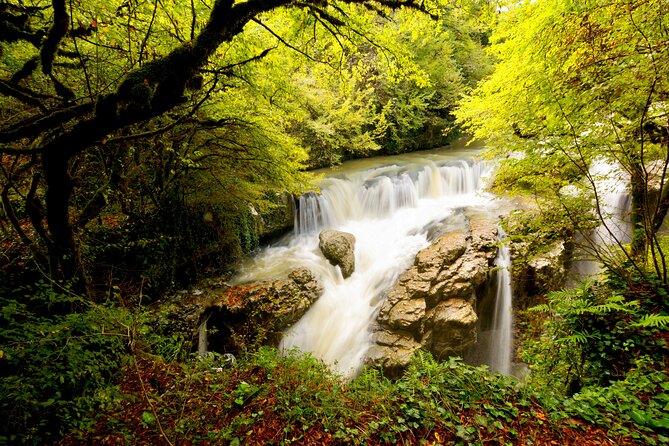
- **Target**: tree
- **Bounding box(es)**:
[0,0,448,294]
[456,0,669,289]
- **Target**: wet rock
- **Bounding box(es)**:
[374,215,498,376]
[422,299,478,358]
[207,268,323,347]
[513,240,568,304]
[527,241,567,293]
[157,268,322,354]
[255,191,295,241]
[385,298,426,331]
[367,330,421,378]
[319,229,356,278]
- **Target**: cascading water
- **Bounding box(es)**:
[570,157,632,280]
[590,158,631,246]
[232,147,508,378]
[488,236,513,375]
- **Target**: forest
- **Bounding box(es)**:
[1,0,668,444]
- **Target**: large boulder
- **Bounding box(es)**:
[205,268,323,350]
[319,229,356,278]
[371,215,498,376]
[155,268,322,354]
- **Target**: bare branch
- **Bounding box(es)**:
[139,0,159,66]
[252,18,324,64]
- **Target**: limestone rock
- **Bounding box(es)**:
[527,241,567,294]
[319,229,356,278]
[414,231,467,273]
[385,298,426,331]
[374,214,499,376]
[212,267,323,329]
[156,268,322,354]
[514,240,568,301]
[255,191,294,240]
[367,330,421,378]
[422,299,478,359]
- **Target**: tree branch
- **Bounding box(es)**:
[0,103,94,146]
[252,18,324,64]
[41,0,68,75]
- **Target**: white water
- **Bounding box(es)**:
[570,157,631,280]
[590,158,631,246]
[233,147,508,378]
[489,237,513,375]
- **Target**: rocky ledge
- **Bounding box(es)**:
[156,268,322,354]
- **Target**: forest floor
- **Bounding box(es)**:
[59,353,649,446]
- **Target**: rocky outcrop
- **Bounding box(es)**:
[367,330,422,378]
[512,240,568,307]
[423,298,478,358]
[156,268,322,354]
[319,229,356,278]
[211,268,322,327]
[370,215,498,375]
[254,192,295,241]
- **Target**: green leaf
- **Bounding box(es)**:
[142,411,157,425]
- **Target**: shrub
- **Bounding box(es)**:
[0,281,131,445]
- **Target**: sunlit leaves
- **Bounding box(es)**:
[456,0,669,281]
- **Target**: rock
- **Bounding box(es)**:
[513,240,568,304]
[385,298,426,331]
[415,231,467,273]
[212,267,323,331]
[319,229,356,278]
[155,268,322,354]
[373,214,498,376]
[367,330,421,378]
[422,299,478,359]
[255,191,294,241]
[528,241,567,293]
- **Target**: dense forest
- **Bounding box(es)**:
[1,0,668,444]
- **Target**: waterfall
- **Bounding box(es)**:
[590,157,631,246]
[570,157,631,281]
[488,236,513,375]
[233,152,498,378]
[294,160,487,235]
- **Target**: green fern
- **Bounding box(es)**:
[554,332,590,345]
[587,296,638,315]
[631,313,669,329]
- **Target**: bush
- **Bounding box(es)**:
[83,202,259,299]
[0,281,131,445]
[522,280,667,395]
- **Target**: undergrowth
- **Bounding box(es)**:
[0,279,132,445]
[2,277,667,445]
[58,347,651,446]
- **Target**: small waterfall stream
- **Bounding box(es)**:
[570,157,632,281]
[489,237,513,375]
[233,144,515,377]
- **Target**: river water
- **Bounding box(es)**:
[232,138,514,377]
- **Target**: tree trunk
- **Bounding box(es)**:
[629,161,648,258]
[42,149,79,283]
